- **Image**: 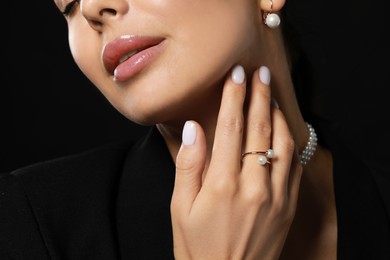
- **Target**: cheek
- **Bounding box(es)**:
[67,19,123,112]
[67,16,106,89]
[168,2,258,75]
[153,7,258,117]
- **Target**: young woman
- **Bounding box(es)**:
[1,0,389,259]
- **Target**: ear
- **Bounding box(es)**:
[259,0,285,13]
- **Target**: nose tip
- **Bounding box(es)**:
[81,0,128,31]
[99,8,117,17]
[87,8,117,30]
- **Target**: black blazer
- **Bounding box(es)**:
[1,126,390,259]
[1,127,175,260]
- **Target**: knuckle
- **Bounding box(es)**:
[242,186,271,207]
[219,115,244,136]
[248,119,271,137]
[175,153,198,173]
[211,178,239,197]
[278,135,296,154]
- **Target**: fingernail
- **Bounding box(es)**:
[259,66,271,85]
[182,121,196,146]
[231,65,245,85]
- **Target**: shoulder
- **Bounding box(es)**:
[11,139,135,180]
[0,137,147,258]
[0,138,139,210]
[1,138,141,206]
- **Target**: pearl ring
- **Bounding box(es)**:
[241,149,275,165]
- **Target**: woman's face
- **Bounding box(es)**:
[54,0,265,125]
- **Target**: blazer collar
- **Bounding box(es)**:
[116,126,175,259]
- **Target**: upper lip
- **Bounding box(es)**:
[102,35,165,75]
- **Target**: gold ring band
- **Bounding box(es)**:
[241,149,275,165]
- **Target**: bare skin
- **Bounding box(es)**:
[161,12,337,260]
[280,150,337,259]
[171,66,302,259]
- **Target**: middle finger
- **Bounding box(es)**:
[241,66,272,173]
[208,64,247,179]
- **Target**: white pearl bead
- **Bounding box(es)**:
[265,13,280,28]
[258,155,267,165]
[266,149,275,158]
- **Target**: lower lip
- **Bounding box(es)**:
[113,41,165,82]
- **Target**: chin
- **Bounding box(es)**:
[116,103,167,127]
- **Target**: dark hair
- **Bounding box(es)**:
[280,5,313,122]
[280,7,301,71]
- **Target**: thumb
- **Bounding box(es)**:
[171,120,206,215]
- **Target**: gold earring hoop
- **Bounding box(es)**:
[263,0,280,28]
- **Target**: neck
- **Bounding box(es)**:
[157,26,329,193]
[156,80,223,173]
[262,27,309,153]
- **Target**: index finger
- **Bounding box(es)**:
[208,65,247,179]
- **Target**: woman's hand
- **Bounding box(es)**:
[171,65,302,260]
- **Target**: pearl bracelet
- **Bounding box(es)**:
[300,122,318,165]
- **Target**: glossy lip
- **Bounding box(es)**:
[102,35,165,81]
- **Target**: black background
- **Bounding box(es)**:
[1,1,148,173]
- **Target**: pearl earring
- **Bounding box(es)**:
[263,0,280,29]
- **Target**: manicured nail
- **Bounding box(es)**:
[259,66,271,85]
[182,121,196,146]
[231,65,245,85]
